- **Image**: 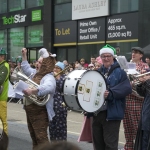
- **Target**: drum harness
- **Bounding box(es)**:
[94,64,120,116]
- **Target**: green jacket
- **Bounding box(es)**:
[0,60,10,101]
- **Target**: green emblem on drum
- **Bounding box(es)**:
[95,100,99,106]
[98,82,102,87]
[78,86,82,91]
[86,88,90,93]
[97,91,101,97]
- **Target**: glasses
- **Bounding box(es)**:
[101,55,112,59]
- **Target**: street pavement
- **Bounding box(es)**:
[7,103,125,150]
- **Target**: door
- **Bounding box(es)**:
[27,48,40,63]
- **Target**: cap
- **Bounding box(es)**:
[99,44,116,56]
[0,47,7,55]
[55,61,65,70]
[131,47,144,54]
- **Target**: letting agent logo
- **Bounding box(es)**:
[2,14,27,25]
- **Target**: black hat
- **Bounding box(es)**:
[131,47,144,54]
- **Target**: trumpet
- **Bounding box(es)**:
[128,72,150,98]
[129,72,150,85]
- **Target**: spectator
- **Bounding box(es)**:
[145,57,150,67]
[80,58,88,69]
[115,46,120,55]
[63,60,69,67]
[88,64,94,70]
[90,56,96,65]
[75,63,82,70]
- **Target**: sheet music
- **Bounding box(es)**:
[14,80,29,96]
[116,56,129,69]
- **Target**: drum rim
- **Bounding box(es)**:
[62,70,107,112]
[62,70,87,110]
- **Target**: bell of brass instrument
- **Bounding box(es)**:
[16,71,50,106]
[128,74,145,98]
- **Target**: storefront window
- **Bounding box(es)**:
[26,0,44,8]
[111,0,138,14]
[26,25,43,47]
[54,0,72,4]
[54,3,72,22]
[106,42,138,61]
[0,0,7,14]
[8,28,25,60]
[56,48,67,61]
[8,0,25,12]
[78,44,104,63]
[0,30,7,54]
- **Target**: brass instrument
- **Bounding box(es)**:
[130,72,150,85]
[128,72,150,98]
[16,71,50,106]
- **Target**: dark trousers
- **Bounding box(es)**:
[25,103,49,150]
[92,111,121,150]
[142,130,150,150]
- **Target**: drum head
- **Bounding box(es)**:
[0,118,3,140]
[77,71,106,112]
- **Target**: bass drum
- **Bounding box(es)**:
[62,70,106,112]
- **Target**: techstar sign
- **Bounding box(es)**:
[2,14,27,25]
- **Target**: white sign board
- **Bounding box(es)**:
[72,0,109,20]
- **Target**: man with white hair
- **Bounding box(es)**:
[21,48,56,149]
[92,44,132,150]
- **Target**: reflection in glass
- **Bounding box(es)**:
[8,28,25,60]
[54,0,72,4]
[0,30,7,56]
[54,3,72,22]
[56,48,67,61]
[111,0,138,14]
[26,0,44,8]
[26,25,43,47]
[0,0,7,14]
[78,44,104,63]
[8,0,25,12]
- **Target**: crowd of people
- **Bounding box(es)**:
[1,45,150,150]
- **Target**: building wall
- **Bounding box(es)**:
[138,0,150,48]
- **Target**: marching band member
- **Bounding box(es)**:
[92,45,132,150]
[21,48,56,149]
[49,61,67,142]
[0,48,10,135]
[135,74,150,150]
[123,47,149,150]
